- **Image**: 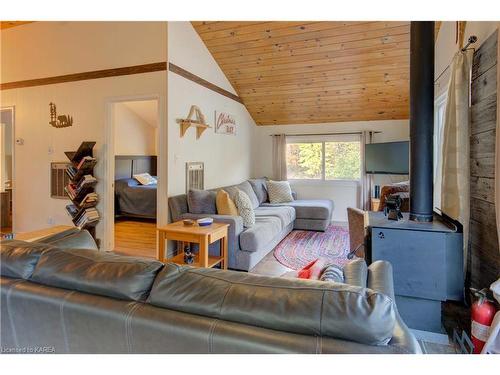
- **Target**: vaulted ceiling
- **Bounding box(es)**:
[192,21,410,125]
[0,21,33,29]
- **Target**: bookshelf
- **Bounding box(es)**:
[64,142,99,241]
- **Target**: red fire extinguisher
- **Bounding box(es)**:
[471,288,497,354]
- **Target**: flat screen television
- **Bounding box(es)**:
[365,141,409,175]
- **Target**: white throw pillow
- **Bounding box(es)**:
[133,173,157,186]
[267,180,294,204]
[234,189,255,228]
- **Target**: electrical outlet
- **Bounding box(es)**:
[48,146,54,155]
[47,217,55,225]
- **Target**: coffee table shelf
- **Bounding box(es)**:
[168,253,224,268]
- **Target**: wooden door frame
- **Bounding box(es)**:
[103,95,167,253]
[0,106,15,232]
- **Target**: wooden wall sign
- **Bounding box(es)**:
[215,111,236,135]
[49,102,73,128]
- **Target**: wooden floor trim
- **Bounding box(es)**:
[0,62,168,90]
[168,62,243,104]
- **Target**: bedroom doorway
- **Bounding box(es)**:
[0,107,15,237]
[105,97,161,258]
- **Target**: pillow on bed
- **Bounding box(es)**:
[133,173,157,186]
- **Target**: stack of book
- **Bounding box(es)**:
[64,175,97,201]
[77,192,98,208]
[66,205,100,229]
[64,142,100,234]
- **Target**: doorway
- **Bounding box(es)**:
[1,107,15,236]
[104,97,163,258]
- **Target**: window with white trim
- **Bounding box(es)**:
[286,134,361,181]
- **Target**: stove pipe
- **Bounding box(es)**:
[409,21,434,222]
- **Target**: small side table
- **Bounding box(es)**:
[157,221,229,269]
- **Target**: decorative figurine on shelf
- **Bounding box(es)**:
[183,244,194,264]
[384,194,404,221]
[49,102,73,128]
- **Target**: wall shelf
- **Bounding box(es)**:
[179,120,210,139]
[177,105,211,140]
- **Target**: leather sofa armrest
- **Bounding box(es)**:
[32,227,80,244]
[367,260,395,299]
[367,260,422,353]
[342,258,368,287]
[38,229,98,251]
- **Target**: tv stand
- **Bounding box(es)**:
[368,212,463,333]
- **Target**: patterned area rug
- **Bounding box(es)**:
[273,225,350,270]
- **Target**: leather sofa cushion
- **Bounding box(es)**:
[262,199,333,220]
[239,216,283,252]
[0,240,54,279]
[149,264,396,346]
[31,248,163,301]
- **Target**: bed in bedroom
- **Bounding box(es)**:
[115,155,157,219]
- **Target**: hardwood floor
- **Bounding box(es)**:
[114,219,157,259]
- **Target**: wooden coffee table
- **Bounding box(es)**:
[157,221,229,269]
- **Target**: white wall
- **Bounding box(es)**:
[252,120,409,221]
[0,22,167,240]
[167,22,256,196]
[114,102,157,156]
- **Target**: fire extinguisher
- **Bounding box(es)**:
[471,288,497,354]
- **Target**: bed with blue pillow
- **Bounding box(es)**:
[115,155,157,219]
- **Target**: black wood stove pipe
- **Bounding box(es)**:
[409,21,435,222]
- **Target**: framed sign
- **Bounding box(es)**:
[215,111,236,135]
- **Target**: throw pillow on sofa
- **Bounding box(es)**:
[187,189,217,215]
[225,181,260,209]
[216,189,238,216]
[234,189,255,228]
[267,180,294,204]
[320,264,345,283]
[249,177,269,204]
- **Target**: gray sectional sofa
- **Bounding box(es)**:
[169,178,334,271]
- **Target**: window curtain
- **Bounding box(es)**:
[360,131,371,211]
[441,49,473,271]
[272,134,287,181]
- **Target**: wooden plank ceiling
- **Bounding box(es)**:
[0,21,33,29]
[192,21,410,125]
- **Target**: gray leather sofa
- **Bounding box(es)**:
[0,230,420,354]
[169,178,334,271]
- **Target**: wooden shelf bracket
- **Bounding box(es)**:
[177,105,211,139]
